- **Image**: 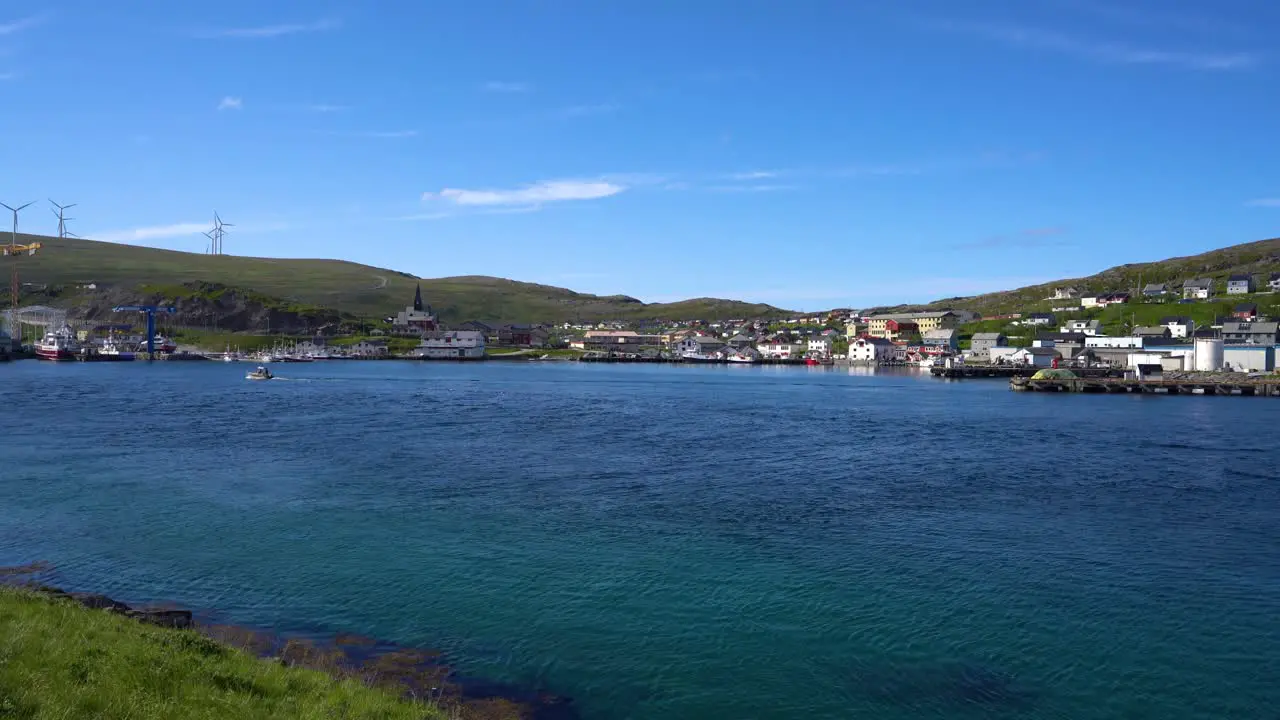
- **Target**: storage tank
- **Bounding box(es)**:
[1193,338,1224,371]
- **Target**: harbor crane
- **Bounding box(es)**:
[111,304,177,356]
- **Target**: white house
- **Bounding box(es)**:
[1226,274,1254,295]
[1080,295,1101,308]
[1051,287,1078,300]
[413,330,486,359]
[847,336,894,364]
[1160,316,1192,339]
[1270,273,1280,292]
[807,336,833,356]
[1061,319,1101,336]
[990,347,1059,367]
[1182,278,1213,300]
[758,340,805,359]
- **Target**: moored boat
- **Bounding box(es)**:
[35,325,81,361]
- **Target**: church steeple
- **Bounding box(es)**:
[413,283,424,312]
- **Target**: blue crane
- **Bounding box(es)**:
[111,305,177,356]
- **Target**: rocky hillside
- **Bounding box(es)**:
[64,282,345,334]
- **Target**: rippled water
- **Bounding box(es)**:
[2,361,1278,719]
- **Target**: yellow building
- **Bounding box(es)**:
[866,312,959,339]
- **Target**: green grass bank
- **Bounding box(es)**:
[0,587,445,720]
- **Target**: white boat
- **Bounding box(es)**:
[35,325,81,361]
[136,335,177,353]
[245,366,274,381]
[725,352,758,364]
[99,336,136,360]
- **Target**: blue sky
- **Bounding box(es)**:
[1,0,1278,310]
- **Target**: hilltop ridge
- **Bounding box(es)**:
[4,234,789,324]
[869,237,1280,316]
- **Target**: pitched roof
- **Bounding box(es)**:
[971,332,1006,341]
[1228,274,1252,282]
[1143,283,1167,291]
[1160,316,1191,324]
[1183,278,1213,288]
[1234,303,1258,312]
[922,328,957,339]
[1133,326,1170,336]
[1223,321,1279,334]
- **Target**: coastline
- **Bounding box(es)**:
[1,563,577,720]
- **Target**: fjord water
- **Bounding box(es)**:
[2,362,1278,719]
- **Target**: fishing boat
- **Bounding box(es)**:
[135,335,177,353]
[245,366,274,381]
[725,352,758,364]
[35,325,81,361]
[681,352,721,364]
[97,335,136,361]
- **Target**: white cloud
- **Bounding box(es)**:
[308,103,349,113]
[0,71,16,81]
[210,19,339,39]
[0,16,41,36]
[483,81,532,93]
[727,170,780,180]
[1245,198,1280,207]
[217,96,243,111]
[936,20,1258,70]
[423,178,625,207]
[94,222,208,243]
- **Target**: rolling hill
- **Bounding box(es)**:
[3,234,789,324]
[872,236,1280,316]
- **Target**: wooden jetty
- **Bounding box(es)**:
[1010,375,1280,396]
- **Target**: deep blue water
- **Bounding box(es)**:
[2,361,1278,719]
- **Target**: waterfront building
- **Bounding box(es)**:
[921,328,959,351]
[847,336,894,364]
[969,332,1007,356]
[350,339,389,356]
[414,330,486,359]
[758,339,805,359]
[1160,316,1192,338]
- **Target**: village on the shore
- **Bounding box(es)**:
[6,275,1280,377]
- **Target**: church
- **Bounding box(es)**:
[392,284,439,335]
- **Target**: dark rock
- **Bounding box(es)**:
[69,593,133,613]
[130,609,193,629]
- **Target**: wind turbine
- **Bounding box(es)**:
[50,200,77,238]
[1,201,35,249]
[203,229,215,255]
[211,211,233,255]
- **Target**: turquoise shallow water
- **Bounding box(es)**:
[2,361,1278,719]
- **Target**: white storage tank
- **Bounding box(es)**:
[1193,338,1224,371]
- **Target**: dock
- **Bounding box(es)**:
[1011,375,1280,396]
[932,365,1122,380]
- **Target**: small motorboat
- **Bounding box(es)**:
[245,366,274,381]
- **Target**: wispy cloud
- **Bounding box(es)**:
[558,103,620,118]
[0,15,41,36]
[423,178,626,207]
[207,19,339,39]
[94,222,208,244]
[726,170,781,180]
[953,227,1071,250]
[0,71,17,81]
[706,184,798,193]
[308,103,349,113]
[933,19,1259,70]
[1245,198,1280,208]
[1045,0,1247,36]
[217,96,243,111]
[483,81,532,93]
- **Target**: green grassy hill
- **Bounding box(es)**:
[4,234,789,323]
[873,236,1280,316]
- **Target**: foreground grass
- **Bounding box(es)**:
[0,588,442,720]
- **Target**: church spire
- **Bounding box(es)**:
[413,283,424,312]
